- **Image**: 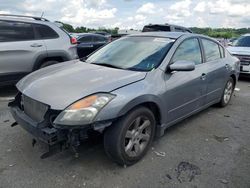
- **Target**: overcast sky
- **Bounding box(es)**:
[0,0,249,29]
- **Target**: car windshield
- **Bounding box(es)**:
[85,36,174,71]
[233,36,250,47]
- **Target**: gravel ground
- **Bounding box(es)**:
[0,79,249,188]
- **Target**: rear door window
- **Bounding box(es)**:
[34,24,59,39]
[202,39,221,62]
[0,20,35,42]
[78,36,93,43]
[172,38,202,65]
[93,36,107,42]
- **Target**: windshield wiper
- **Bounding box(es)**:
[91,63,123,69]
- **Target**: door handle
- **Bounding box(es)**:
[201,73,207,80]
[30,43,43,47]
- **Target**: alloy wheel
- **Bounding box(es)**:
[223,80,233,104]
[124,116,152,157]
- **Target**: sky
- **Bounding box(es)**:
[0,0,250,29]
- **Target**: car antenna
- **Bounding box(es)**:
[40,11,44,19]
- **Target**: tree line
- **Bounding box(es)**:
[58,21,250,39]
[190,27,250,39]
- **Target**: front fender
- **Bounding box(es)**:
[117,94,163,118]
[94,79,166,125]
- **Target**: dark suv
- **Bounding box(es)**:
[0,14,78,86]
[142,23,192,33]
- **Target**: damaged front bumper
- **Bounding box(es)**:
[10,105,67,145]
[8,94,113,158]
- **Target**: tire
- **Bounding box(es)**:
[104,106,156,166]
[218,77,235,107]
[39,60,59,69]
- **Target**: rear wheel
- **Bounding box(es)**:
[39,60,59,69]
[218,77,234,107]
[104,107,156,166]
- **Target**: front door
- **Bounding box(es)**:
[164,38,207,124]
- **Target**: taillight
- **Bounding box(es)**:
[108,37,112,42]
[71,37,77,44]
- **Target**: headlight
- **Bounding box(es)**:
[54,93,115,125]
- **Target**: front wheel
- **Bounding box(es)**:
[218,77,234,107]
[104,107,156,166]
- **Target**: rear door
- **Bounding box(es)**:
[33,23,62,59]
[165,37,207,123]
[200,38,229,104]
[0,20,46,78]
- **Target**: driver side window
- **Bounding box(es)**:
[172,38,202,65]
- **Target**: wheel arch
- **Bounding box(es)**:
[117,95,164,126]
[230,74,237,88]
[33,52,70,70]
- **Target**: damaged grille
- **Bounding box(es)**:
[21,95,48,122]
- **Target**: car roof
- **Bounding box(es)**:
[0,15,58,28]
[0,15,48,23]
[77,33,107,38]
[243,33,250,36]
[128,32,190,39]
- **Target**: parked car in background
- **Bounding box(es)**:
[10,32,239,166]
[227,34,250,75]
[142,23,193,33]
[228,37,238,46]
[69,32,83,38]
[90,31,112,42]
[111,33,127,41]
[0,14,78,86]
[77,33,109,58]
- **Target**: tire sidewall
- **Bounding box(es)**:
[118,107,156,165]
[221,77,234,106]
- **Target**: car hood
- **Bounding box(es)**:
[227,46,250,56]
[17,60,147,110]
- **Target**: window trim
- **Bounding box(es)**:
[219,45,225,58]
[0,19,36,42]
[170,36,203,65]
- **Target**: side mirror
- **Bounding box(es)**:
[169,60,195,72]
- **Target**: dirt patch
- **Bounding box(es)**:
[176,162,201,183]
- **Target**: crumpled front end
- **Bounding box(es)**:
[8,93,97,158]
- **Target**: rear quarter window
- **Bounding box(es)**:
[0,20,35,42]
[202,39,221,62]
[34,24,59,39]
